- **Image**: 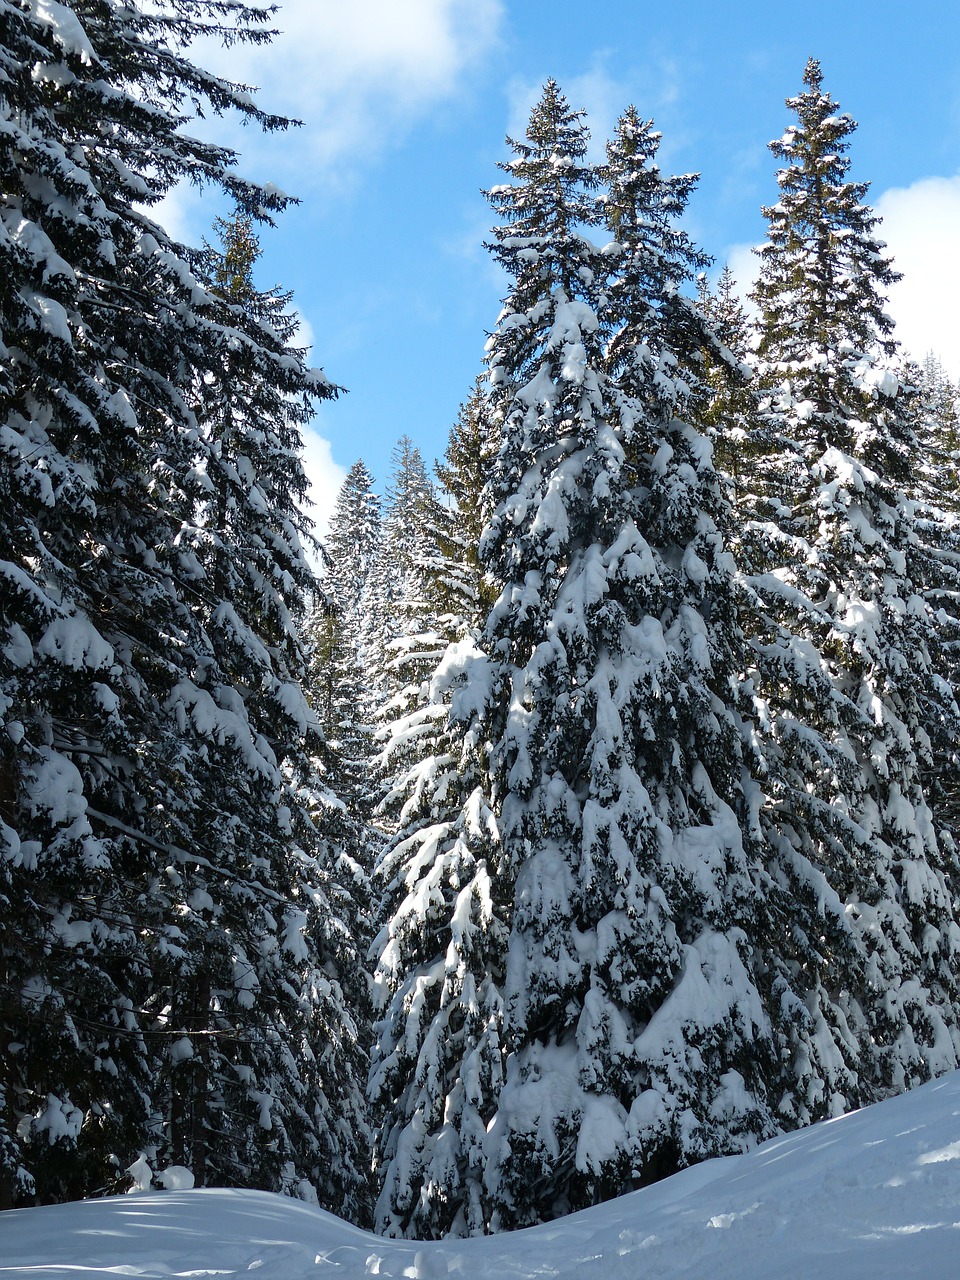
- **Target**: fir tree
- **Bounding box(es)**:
[479,91,780,1228]
[307,460,381,820]
[909,354,960,838]
[325,460,383,627]
[363,438,443,727]
[0,0,367,1212]
[743,59,960,1122]
[696,266,757,484]
[915,353,960,513]
[430,381,500,626]
[919,355,960,448]
[368,664,506,1237]
[151,207,370,1213]
[368,390,503,1238]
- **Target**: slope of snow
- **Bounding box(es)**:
[6,1071,960,1278]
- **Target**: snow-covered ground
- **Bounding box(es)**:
[7,1071,960,1278]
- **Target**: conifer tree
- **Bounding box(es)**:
[915,354,960,512]
[326,460,383,624]
[371,81,620,1229]
[368,391,503,1238]
[908,354,960,838]
[743,59,960,1119]
[308,460,381,818]
[477,91,781,1229]
[0,0,367,1212]
[363,438,443,725]
[919,355,960,445]
[696,266,757,484]
[150,207,369,1212]
[430,382,500,625]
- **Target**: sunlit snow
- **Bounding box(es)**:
[7,1071,960,1278]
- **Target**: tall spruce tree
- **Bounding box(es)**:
[330,460,384,615]
[161,207,370,1213]
[430,382,500,626]
[362,438,440,719]
[696,266,756,485]
[909,354,960,836]
[477,91,781,1229]
[308,460,381,820]
[0,0,367,1212]
[742,59,960,1121]
[368,391,503,1238]
[918,354,960,460]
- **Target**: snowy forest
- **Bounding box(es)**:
[3,0,960,1243]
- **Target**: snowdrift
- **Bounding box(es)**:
[6,1070,960,1279]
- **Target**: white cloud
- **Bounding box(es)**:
[142,182,222,246]
[720,242,761,315]
[194,0,504,179]
[291,308,315,354]
[300,419,347,544]
[875,175,960,379]
[294,311,345,546]
[719,176,960,381]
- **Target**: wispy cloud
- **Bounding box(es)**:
[504,58,680,163]
[193,0,504,184]
[287,311,349,543]
[144,182,221,245]
[719,242,761,314]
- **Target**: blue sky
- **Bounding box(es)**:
[165,1,960,528]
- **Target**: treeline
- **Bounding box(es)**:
[2,0,960,1245]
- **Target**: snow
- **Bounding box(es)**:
[154,1166,196,1192]
[36,613,114,671]
[8,1072,960,1277]
[27,0,98,64]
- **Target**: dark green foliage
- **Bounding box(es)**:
[368,391,505,1239]
[479,88,780,1230]
[742,59,960,1121]
[0,0,368,1216]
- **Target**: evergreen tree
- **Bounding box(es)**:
[915,353,960,512]
[919,354,959,449]
[152,207,370,1213]
[368,390,503,1238]
[430,381,500,625]
[743,59,960,1122]
[909,354,960,837]
[0,0,366,1212]
[308,460,381,819]
[325,460,383,626]
[478,90,780,1229]
[363,438,442,725]
[696,266,757,484]
[368,655,505,1237]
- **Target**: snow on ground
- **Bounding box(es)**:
[7,1071,960,1278]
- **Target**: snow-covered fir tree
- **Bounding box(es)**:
[696,266,757,485]
[742,59,960,1119]
[368,390,504,1239]
[429,382,500,625]
[364,438,458,893]
[0,0,367,1213]
[308,460,381,820]
[362,438,441,718]
[474,89,785,1229]
[918,354,960,462]
[166,208,371,1214]
[908,353,960,838]
[326,460,383,621]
